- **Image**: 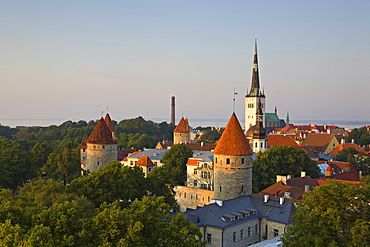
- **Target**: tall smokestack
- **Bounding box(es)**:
[171,96,175,125]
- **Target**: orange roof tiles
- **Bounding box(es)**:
[267,134,305,151]
[301,133,335,147]
[137,156,155,167]
[214,113,253,155]
[330,143,365,157]
[186,159,200,166]
[80,134,88,149]
[87,118,117,144]
[174,117,191,133]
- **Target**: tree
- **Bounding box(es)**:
[282,180,370,247]
[108,196,204,247]
[345,127,370,146]
[349,152,370,176]
[160,144,193,185]
[336,147,361,162]
[252,145,321,191]
[67,162,148,208]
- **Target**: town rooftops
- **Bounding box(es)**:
[301,133,336,147]
[330,143,365,157]
[182,195,295,229]
[87,118,117,144]
[267,134,305,151]
[136,156,155,167]
[214,113,253,155]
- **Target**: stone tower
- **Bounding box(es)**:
[252,99,267,153]
[173,117,191,144]
[84,117,118,173]
[245,38,266,131]
[213,113,253,201]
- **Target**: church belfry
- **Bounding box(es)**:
[252,99,267,153]
[245,38,266,131]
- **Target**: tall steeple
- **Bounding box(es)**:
[247,38,265,97]
[245,38,266,131]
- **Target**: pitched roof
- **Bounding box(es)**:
[301,133,335,147]
[136,156,155,167]
[104,113,116,134]
[214,113,253,155]
[80,134,88,149]
[330,143,365,157]
[267,134,305,151]
[174,117,191,133]
[87,118,117,144]
[265,113,280,122]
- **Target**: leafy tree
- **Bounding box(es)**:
[345,127,370,146]
[41,148,80,186]
[253,145,321,191]
[160,144,193,185]
[349,152,370,175]
[111,196,204,247]
[336,147,361,162]
[67,162,148,208]
[282,180,370,247]
[198,128,221,142]
[31,142,53,169]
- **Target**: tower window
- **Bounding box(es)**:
[226,158,230,164]
[255,142,258,148]
[261,142,263,148]
[220,186,222,192]
[215,158,217,163]
[241,158,245,164]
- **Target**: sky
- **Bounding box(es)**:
[1,0,369,127]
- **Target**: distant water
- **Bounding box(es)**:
[1,118,370,130]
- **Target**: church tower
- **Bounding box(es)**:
[213,113,253,201]
[173,117,191,144]
[252,99,267,153]
[245,38,266,131]
[84,117,118,173]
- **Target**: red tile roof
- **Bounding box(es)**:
[330,143,365,157]
[174,117,191,133]
[104,113,116,134]
[80,134,88,149]
[137,156,155,167]
[214,113,253,155]
[87,118,117,144]
[267,134,305,151]
[301,133,335,147]
[186,159,200,166]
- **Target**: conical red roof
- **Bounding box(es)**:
[80,134,88,149]
[214,113,253,155]
[87,118,117,144]
[104,113,116,134]
[174,117,191,133]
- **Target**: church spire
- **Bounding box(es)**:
[247,38,264,97]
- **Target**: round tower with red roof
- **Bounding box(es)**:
[84,116,118,173]
[213,113,254,201]
[173,117,191,144]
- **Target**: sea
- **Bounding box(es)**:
[1,118,369,130]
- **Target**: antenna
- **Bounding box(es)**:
[106,105,109,113]
[233,88,238,113]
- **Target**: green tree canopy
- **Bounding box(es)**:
[160,144,193,186]
[336,147,361,162]
[282,179,370,247]
[253,145,321,191]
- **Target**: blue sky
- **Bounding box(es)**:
[1,1,369,126]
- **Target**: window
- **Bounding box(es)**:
[274,229,279,237]
[248,227,251,237]
[219,186,222,192]
[102,145,105,149]
[241,158,245,164]
[240,229,244,239]
[193,169,197,175]
[208,196,210,202]
[130,161,133,166]
[207,234,211,244]
[193,180,197,186]
[233,232,236,242]
[261,142,263,148]
[215,158,217,163]
[148,167,152,172]
[184,193,186,198]
[255,142,258,148]
[255,225,258,235]
[226,158,230,164]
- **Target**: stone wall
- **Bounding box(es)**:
[214,154,252,200]
[175,186,214,212]
[86,143,118,172]
[174,132,190,144]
